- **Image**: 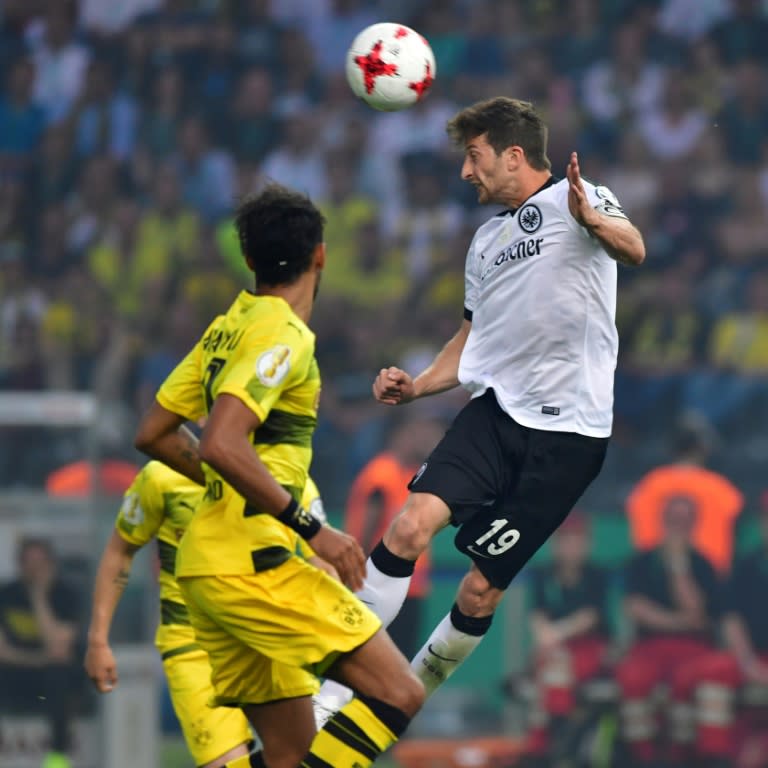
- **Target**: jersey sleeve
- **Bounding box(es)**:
[115,464,166,547]
[217,322,309,422]
[463,233,481,319]
[156,338,206,421]
[585,183,629,220]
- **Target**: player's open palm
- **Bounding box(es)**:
[566,151,596,228]
[85,642,118,693]
[373,367,415,405]
[310,527,366,591]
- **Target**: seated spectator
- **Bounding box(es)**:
[72,57,137,162]
[684,268,768,429]
[524,512,612,765]
[0,537,85,768]
[638,68,707,161]
[27,1,90,125]
[616,496,722,766]
[614,269,708,431]
[171,114,234,222]
[0,55,45,175]
[136,66,185,160]
[708,0,768,65]
[227,67,279,165]
[717,59,768,167]
[626,415,743,573]
[670,493,768,768]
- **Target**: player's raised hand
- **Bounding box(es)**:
[373,367,415,405]
[566,151,596,228]
[85,642,118,693]
[310,527,366,591]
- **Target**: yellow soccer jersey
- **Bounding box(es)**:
[115,461,202,655]
[157,291,321,577]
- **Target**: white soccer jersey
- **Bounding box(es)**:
[459,176,627,438]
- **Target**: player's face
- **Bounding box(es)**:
[460,134,510,204]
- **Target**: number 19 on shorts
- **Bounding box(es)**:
[474,518,520,556]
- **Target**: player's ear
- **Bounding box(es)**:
[244,254,255,272]
[504,145,524,171]
[313,242,326,270]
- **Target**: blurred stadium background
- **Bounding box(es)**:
[1,0,768,766]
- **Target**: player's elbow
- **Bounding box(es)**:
[133,421,157,457]
[627,243,646,266]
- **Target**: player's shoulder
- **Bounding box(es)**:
[138,460,197,496]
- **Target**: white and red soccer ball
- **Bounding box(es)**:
[345,22,436,112]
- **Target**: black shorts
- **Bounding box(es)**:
[408,390,608,590]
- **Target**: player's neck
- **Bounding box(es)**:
[255,276,315,324]
[501,169,552,209]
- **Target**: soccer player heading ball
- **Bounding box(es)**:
[316,96,646,718]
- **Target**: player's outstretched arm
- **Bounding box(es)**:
[373,319,471,405]
[134,401,205,485]
[201,394,366,590]
[566,151,645,267]
[85,531,141,693]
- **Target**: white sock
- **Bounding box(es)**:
[410,610,487,698]
[315,549,413,713]
[355,555,412,628]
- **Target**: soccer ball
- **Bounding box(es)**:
[345,22,436,112]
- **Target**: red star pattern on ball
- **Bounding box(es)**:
[395,26,409,38]
[355,40,399,94]
[408,61,434,100]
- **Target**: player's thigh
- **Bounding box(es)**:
[455,428,607,589]
[408,391,519,524]
[182,557,381,676]
[179,576,319,707]
[162,648,252,766]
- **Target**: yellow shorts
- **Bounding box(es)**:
[162,646,253,766]
[179,555,381,707]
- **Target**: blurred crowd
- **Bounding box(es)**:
[1,0,768,506]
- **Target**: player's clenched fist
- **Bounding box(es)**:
[310,527,366,591]
[373,367,416,405]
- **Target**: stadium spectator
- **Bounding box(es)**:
[657,493,768,768]
[233,0,284,69]
[524,512,612,765]
[616,495,723,766]
[626,415,743,573]
[72,57,137,162]
[27,1,89,125]
[708,0,768,64]
[0,537,85,768]
[136,66,185,160]
[227,67,279,165]
[260,109,328,200]
[171,114,235,222]
[717,59,768,167]
[0,55,45,175]
[614,269,708,433]
[344,416,442,657]
[637,69,707,160]
[686,268,768,429]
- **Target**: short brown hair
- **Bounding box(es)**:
[447,97,551,171]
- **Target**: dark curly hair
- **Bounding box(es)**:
[447,97,551,171]
[235,183,325,286]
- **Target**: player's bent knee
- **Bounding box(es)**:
[386,514,430,559]
[376,669,425,717]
